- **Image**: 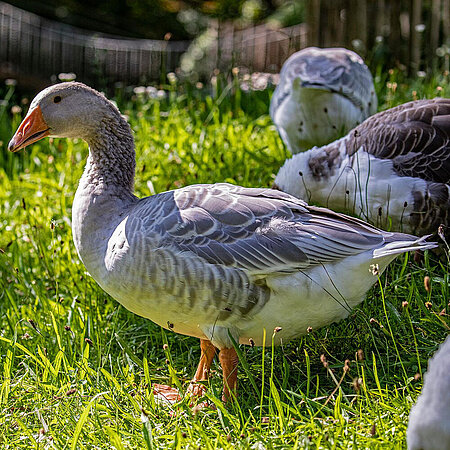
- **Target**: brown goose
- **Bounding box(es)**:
[9,83,436,404]
[274,98,450,235]
[270,47,377,154]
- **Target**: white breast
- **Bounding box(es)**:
[238,250,397,347]
[273,87,368,154]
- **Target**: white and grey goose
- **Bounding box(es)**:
[9,82,436,403]
[270,47,377,154]
[275,98,450,235]
[407,335,450,450]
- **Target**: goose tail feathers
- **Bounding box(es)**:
[373,234,438,259]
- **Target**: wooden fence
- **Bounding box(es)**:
[306,0,450,72]
[216,21,308,73]
[199,0,449,77]
[0,2,189,87]
[1,0,448,88]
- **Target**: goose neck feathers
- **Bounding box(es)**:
[81,116,136,196]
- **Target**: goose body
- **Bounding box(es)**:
[407,336,450,450]
[9,82,436,400]
[270,47,377,154]
[275,99,450,235]
[74,180,433,348]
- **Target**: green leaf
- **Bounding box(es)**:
[71,392,107,450]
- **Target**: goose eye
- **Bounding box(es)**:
[54,96,62,103]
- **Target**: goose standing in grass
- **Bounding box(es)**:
[274,98,450,235]
[270,47,377,154]
[9,82,436,403]
[407,335,450,450]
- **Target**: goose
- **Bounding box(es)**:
[407,335,450,450]
[274,98,450,236]
[8,82,436,403]
[270,47,377,154]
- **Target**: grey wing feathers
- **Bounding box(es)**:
[133,183,396,275]
[271,47,376,117]
[348,98,450,183]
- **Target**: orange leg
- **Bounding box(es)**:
[188,339,216,396]
[219,347,239,402]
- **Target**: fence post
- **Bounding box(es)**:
[429,0,441,67]
[306,0,321,47]
[410,0,423,73]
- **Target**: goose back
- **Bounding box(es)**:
[275,98,450,235]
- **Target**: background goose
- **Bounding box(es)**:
[270,47,377,154]
[274,98,450,236]
[9,82,436,403]
[407,335,450,450]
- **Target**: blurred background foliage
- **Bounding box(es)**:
[6,0,303,40]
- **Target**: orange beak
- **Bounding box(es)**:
[8,105,50,152]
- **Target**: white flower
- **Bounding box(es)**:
[167,72,177,84]
[58,72,76,81]
[133,86,146,95]
[369,264,380,276]
[156,90,166,99]
[415,24,426,32]
[11,105,22,115]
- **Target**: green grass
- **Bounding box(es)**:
[0,71,449,449]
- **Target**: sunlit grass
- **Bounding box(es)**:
[0,72,448,448]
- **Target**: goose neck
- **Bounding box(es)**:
[81,116,136,198]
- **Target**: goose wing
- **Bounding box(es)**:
[348,98,450,184]
[135,183,393,276]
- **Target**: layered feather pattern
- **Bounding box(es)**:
[275,98,450,234]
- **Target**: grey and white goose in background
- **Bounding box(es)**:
[9,82,436,404]
[270,47,377,154]
[407,335,450,450]
[275,98,450,236]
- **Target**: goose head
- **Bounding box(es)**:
[8,82,121,152]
